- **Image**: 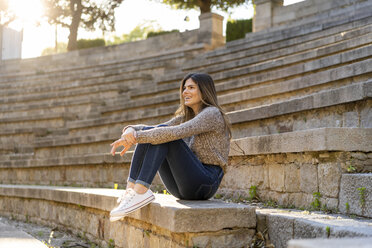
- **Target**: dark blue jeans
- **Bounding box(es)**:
[127,126,224,200]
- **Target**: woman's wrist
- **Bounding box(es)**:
[122,127,135,137]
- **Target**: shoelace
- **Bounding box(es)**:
[117,189,136,206]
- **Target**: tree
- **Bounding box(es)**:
[42,0,123,51]
[0,0,16,26]
[107,21,162,45]
[156,0,249,14]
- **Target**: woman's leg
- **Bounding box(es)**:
[158,140,224,200]
[127,143,150,187]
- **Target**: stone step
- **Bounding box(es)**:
[228,80,371,138]
[0,43,205,86]
[257,208,372,248]
[67,78,370,141]
[1,128,370,184]
[217,0,372,56]
[0,184,256,248]
[0,218,48,248]
[183,17,372,72]
[0,43,205,79]
[339,173,372,218]
[0,82,126,105]
[200,27,372,75]
[103,45,372,118]
[0,98,104,119]
[33,76,371,154]
[0,112,76,130]
[135,33,372,100]
[288,238,372,248]
[273,0,367,28]
[0,67,150,93]
[27,75,368,149]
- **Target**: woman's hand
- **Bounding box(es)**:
[110,131,137,156]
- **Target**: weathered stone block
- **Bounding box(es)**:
[284,163,300,192]
[288,238,372,248]
[269,163,285,192]
[339,174,372,218]
[318,163,341,198]
[267,214,294,248]
[300,163,318,194]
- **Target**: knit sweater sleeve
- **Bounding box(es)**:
[135,107,223,145]
[122,115,183,132]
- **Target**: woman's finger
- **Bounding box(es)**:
[120,145,131,156]
[111,144,117,156]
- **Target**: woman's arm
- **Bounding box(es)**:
[135,107,224,145]
[122,115,183,133]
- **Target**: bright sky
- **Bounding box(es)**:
[6,0,304,59]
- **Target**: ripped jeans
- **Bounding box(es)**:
[127,126,224,200]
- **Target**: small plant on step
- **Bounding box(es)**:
[249,185,259,201]
[347,164,356,173]
[357,187,366,209]
[345,202,350,213]
[326,226,330,238]
[108,239,115,248]
[214,193,223,199]
[310,192,322,210]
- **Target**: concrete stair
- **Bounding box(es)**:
[0,184,256,248]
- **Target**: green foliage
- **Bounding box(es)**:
[107,21,162,45]
[326,226,330,238]
[357,187,366,209]
[249,185,258,200]
[42,0,123,50]
[41,42,67,56]
[147,29,179,38]
[345,202,350,213]
[77,38,105,50]
[347,164,356,173]
[214,193,223,199]
[226,18,252,42]
[108,239,115,248]
[310,192,322,210]
[264,199,277,208]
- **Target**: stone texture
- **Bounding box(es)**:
[269,164,285,192]
[318,162,342,198]
[288,238,372,248]
[258,208,372,248]
[0,219,48,248]
[0,185,257,248]
[230,128,372,156]
[339,174,372,218]
[285,163,300,192]
[300,163,318,194]
[267,214,294,248]
[0,185,256,232]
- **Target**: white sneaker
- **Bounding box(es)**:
[110,188,155,222]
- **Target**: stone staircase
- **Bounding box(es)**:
[0,0,371,247]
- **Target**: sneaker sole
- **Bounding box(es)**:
[109,195,155,222]
[123,195,155,214]
[110,216,123,222]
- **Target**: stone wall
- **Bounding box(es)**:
[253,0,368,32]
[0,186,256,248]
[220,151,372,210]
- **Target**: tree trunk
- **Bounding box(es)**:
[198,0,211,13]
[67,0,82,51]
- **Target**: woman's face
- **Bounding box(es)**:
[182,78,202,113]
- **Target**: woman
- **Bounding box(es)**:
[109,72,231,222]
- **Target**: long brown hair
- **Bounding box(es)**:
[175,73,232,138]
